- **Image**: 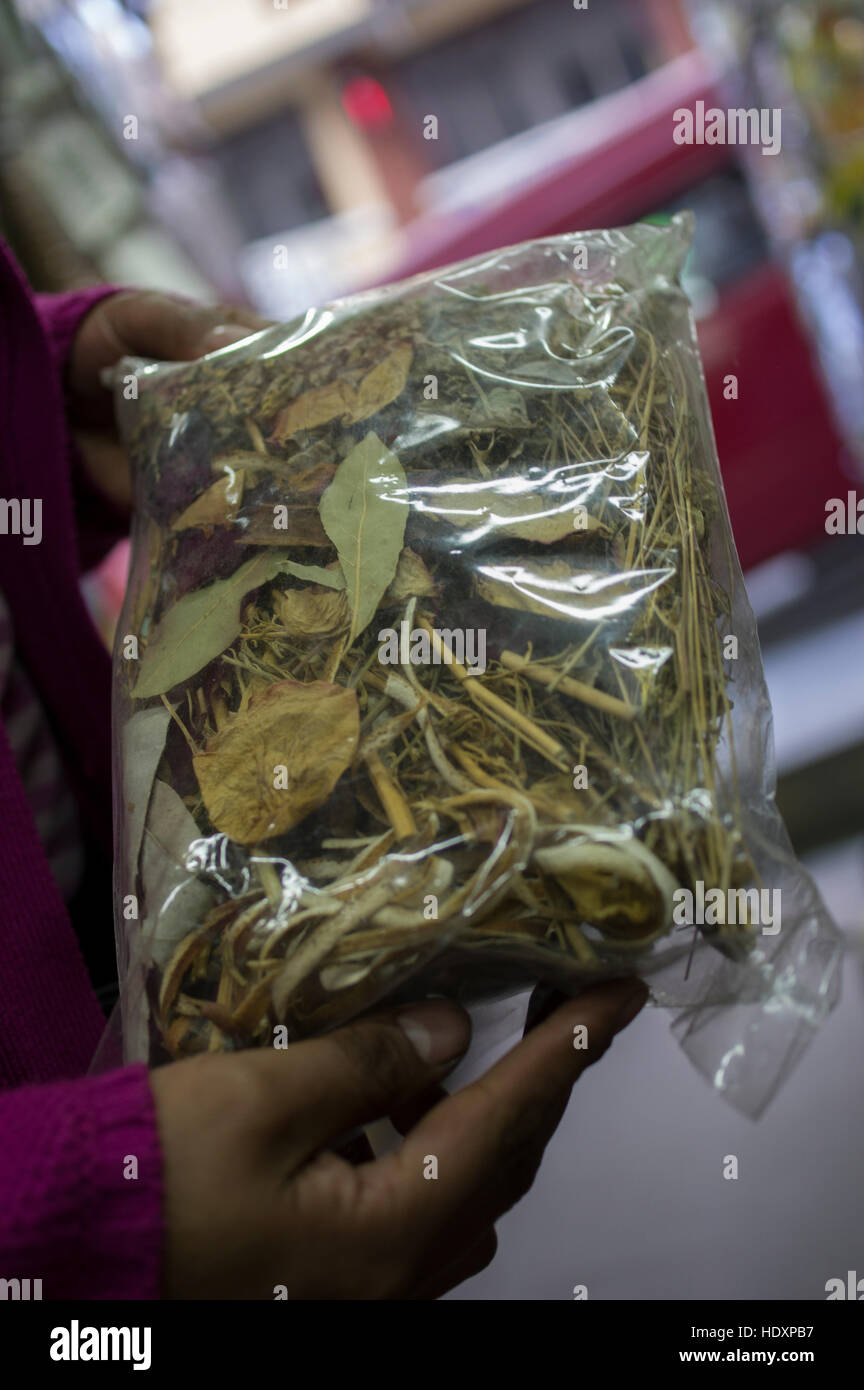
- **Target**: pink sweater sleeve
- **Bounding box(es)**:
[34,285,122,366]
[34,287,132,571]
[0,1065,163,1299]
[0,260,164,1300]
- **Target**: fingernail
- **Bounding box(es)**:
[611,981,649,1033]
[200,324,254,353]
[396,1002,471,1065]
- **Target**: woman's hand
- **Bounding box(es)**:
[66,290,270,510]
[150,980,647,1300]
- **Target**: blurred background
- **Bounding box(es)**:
[1,0,862,1298]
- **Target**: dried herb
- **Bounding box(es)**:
[386,547,436,601]
[113,218,805,1069]
[171,472,244,531]
[271,342,412,441]
[279,561,345,589]
[192,680,359,843]
[132,551,289,698]
[419,478,603,542]
[319,432,407,645]
[276,586,348,637]
[140,780,216,966]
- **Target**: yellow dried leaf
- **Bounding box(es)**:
[272,342,412,442]
[277,587,348,637]
[352,341,412,423]
[385,547,437,602]
[419,478,601,543]
[292,460,337,495]
[476,559,577,617]
[477,559,672,621]
[193,680,359,844]
[171,473,245,531]
[272,380,355,440]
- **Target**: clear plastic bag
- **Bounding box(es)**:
[111,214,843,1114]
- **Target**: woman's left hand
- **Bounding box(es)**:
[67,290,270,510]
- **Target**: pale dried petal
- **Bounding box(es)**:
[193,679,359,844]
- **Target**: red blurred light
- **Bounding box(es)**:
[341,76,393,130]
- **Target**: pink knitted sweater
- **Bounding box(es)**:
[0,244,162,1299]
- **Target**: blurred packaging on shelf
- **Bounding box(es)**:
[12,0,686,310]
[2,0,862,656]
[690,0,864,464]
[0,0,215,294]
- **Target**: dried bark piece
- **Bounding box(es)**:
[239,505,329,548]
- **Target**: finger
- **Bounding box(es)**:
[72,429,132,509]
[69,290,270,399]
[389,1082,448,1137]
[523,984,569,1036]
[362,979,647,1252]
[103,291,269,363]
[245,1001,472,1163]
[408,1228,498,1301]
[331,1130,376,1166]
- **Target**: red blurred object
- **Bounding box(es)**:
[697,263,850,569]
[340,76,394,130]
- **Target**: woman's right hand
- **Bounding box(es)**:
[150,978,647,1300]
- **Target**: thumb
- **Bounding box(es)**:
[69,290,271,400]
[251,1001,472,1163]
[195,321,263,356]
[105,291,270,362]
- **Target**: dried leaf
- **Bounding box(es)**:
[121,705,172,893]
[211,452,336,496]
[319,432,407,644]
[476,558,575,617]
[133,551,290,699]
[171,473,244,532]
[272,379,355,441]
[385,547,437,602]
[352,341,412,422]
[467,387,530,428]
[277,587,348,637]
[271,342,412,442]
[415,478,601,543]
[211,450,271,474]
[193,680,360,843]
[141,780,215,967]
[279,561,345,589]
[291,460,337,495]
[477,559,674,620]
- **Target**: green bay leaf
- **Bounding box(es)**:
[132,551,290,699]
[278,560,346,590]
[319,432,407,644]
